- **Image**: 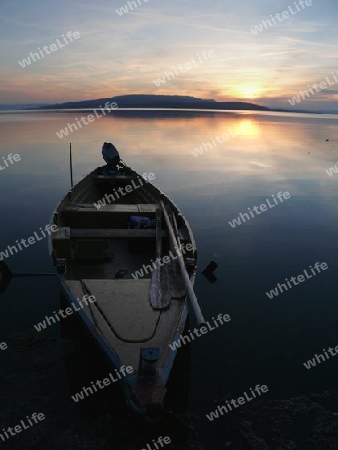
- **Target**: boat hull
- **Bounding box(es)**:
[48,165,197,413]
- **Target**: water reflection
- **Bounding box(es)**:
[1,110,338,447]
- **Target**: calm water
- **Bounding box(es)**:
[1,110,338,449]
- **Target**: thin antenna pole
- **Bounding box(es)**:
[69,143,74,188]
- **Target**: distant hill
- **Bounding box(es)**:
[0,103,48,110]
[6,96,335,114]
[273,108,323,114]
[35,94,270,111]
[316,110,338,115]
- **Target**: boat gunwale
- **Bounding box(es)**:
[48,164,197,412]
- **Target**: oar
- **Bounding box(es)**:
[0,261,55,294]
[171,213,181,249]
[160,201,205,326]
[150,207,163,308]
[69,142,74,189]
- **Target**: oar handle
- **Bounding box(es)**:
[160,202,205,326]
[0,261,12,294]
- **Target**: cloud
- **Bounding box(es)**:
[1,0,338,108]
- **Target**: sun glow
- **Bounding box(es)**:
[237,119,260,137]
[236,85,262,99]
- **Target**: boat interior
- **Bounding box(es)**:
[51,168,196,396]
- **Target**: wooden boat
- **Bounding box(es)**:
[49,159,201,414]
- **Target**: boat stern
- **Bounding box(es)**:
[131,379,167,413]
[128,347,167,414]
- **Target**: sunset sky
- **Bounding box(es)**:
[1,0,337,110]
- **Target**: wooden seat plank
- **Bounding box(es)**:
[53,227,168,239]
[71,228,157,238]
[64,203,158,213]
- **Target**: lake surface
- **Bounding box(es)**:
[1,109,338,449]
